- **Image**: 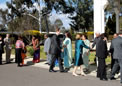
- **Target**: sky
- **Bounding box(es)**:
[0,0,10,9]
[0,0,71,29]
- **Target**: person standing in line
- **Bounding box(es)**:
[109,33,119,70]
[44,34,52,65]
[32,36,36,61]
[4,34,12,64]
[15,36,24,67]
[96,33,108,81]
[110,33,122,84]
[81,34,90,73]
[62,31,72,72]
[72,34,90,76]
[0,35,4,65]
[92,32,101,67]
[32,36,40,63]
[49,27,65,73]
[21,39,26,66]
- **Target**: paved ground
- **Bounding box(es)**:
[0,54,121,86]
[0,64,121,86]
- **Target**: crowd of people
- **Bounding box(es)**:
[0,28,122,84]
[44,28,122,84]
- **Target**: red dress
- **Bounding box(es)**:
[32,39,40,63]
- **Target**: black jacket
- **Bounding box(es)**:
[96,38,108,59]
[0,40,4,53]
[49,34,61,55]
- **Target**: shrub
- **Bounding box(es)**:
[11,44,15,49]
[27,46,34,56]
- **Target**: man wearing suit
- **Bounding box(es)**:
[96,33,108,80]
[109,33,119,69]
[110,33,122,83]
[49,28,64,72]
[4,34,12,64]
[92,32,101,67]
[0,35,4,65]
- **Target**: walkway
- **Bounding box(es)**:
[1,54,120,79]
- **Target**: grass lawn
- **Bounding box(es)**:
[11,45,111,64]
[89,51,111,64]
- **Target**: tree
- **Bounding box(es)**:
[44,0,74,14]
[6,0,40,32]
[105,14,116,35]
[68,0,93,32]
[45,0,93,32]
[0,9,8,31]
[41,14,52,32]
[4,0,93,33]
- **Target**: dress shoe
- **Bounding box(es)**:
[110,77,116,80]
[65,68,70,72]
[100,78,108,81]
[49,70,57,72]
[60,70,67,73]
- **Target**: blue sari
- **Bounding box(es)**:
[63,38,72,68]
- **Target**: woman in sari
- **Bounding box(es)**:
[32,36,40,63]
[62,31,72,72]
[81,34,90,72]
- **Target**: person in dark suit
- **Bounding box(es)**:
[92,32,101,67]
[110,33,122,83]
[109,33,119,70]
[0,35,4,65]
[96,33,108,81]
[49,28,64,72]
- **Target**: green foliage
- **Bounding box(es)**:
[105,14,116,35]
[6,0,40,33]
[44,0,74,13]
[120,16,122,31]
[68,0,93,31]
[71,34,76,41]
[5,0,56,33]
[40,46,44,52]
[0,0,94,34]
[44,0,93,32]
[0,9,8,30]
[27,46,34,56]
[11,44,15,49]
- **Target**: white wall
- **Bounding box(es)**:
[94,0,108,37]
